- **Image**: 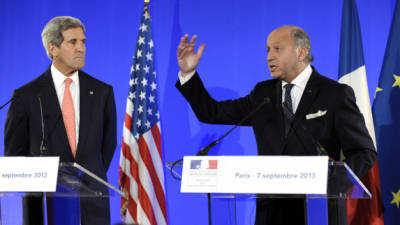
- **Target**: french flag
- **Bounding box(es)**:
[338,0,384,224]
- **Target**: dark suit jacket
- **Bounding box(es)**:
[5,67,117,225]
[176,67,377,225]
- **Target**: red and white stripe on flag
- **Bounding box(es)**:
[119,3,168,225]
[119,120,167,225]
[339,0,383,224]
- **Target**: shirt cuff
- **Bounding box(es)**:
[178,70,196,85]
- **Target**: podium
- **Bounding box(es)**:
[168,156,371,225]
[0,162,124,225]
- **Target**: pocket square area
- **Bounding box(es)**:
[306,110,327,120]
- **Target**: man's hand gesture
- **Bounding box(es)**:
[177,34,205,77]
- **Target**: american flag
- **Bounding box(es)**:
[119,4,168,225]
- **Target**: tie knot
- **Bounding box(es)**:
[284,83,294,92]
[65,78,72,88]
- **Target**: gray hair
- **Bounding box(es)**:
[41,16,85,59]
[289,26,314,63]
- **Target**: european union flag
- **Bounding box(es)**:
[372,0,400,224]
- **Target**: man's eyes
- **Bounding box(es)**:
[67,39,86,45]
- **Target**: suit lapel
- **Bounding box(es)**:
[37,68,73,158]
[76,72,94,159]
[274,79,286,139]
[291,71,320,131]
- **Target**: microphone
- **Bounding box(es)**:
[283,102,328,156]
[0,95,18,111]
[169,97,271,181]
[196,97,271,156]
[37,94,47,156]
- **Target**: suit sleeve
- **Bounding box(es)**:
[175,72,256,125]
[334,85,377,178]
[4,91,30,156]
[101,86,117,170]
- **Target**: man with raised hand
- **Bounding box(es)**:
[176,25,376,225]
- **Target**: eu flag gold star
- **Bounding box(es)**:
[392,74,400,88]
[391,189,400,208]
[375,87,383,98]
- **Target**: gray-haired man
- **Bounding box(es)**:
[5,16,117,225]
[176,25,377,225]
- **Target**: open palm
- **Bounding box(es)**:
[177,34,205,76]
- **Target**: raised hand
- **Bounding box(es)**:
[177,34,205,76]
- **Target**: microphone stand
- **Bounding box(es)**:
[37,94,47,156]
[0,98,12,225]
[0,98,14,111]
[196,97,271,156]
[283,102,327,156]
[37,94,47,225]
[2,94,49,224]
[170,97,271,225]
[283,102,328,225]
[169,97,271,180]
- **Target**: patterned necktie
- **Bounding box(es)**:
[62,78,76,157]
[283,83,294,137]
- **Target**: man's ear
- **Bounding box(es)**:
[297,47,309,62]
[48,43,58,59]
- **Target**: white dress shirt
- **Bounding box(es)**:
[178,70,196,85]
[51,64,80,145]
[281,65,312,113]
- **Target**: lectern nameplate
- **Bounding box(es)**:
[181,156,329,194]
[0,157,60,192]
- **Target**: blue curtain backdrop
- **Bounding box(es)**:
[0,0,396,224]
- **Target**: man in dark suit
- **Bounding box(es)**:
[175,25,376,225]
[4,16,117,225]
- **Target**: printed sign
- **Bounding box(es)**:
[0,157,60,192]
[181,156,328,194]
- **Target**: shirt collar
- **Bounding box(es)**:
[282,64,312,90]
[51,64,79,88]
